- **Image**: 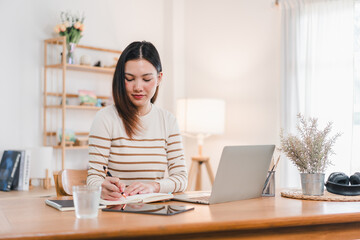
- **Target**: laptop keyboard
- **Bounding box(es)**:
[189,195,210,202]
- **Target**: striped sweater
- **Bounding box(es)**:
[87,104,188,193]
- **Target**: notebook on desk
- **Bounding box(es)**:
[173,145,275,205]
[45,199,106,211]
[100,193,173,205]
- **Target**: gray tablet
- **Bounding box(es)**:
[102,203,194,216]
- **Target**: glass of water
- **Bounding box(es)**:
[73,185,101,219]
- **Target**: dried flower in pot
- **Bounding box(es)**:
[279,113,341,196]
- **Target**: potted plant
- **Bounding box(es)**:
[280,114,341,196]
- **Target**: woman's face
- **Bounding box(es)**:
[124,59,162,115]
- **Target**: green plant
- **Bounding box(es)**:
[280,113,341,173]
[54,11,85,44]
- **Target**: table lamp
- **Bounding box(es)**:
[176,98,225,190]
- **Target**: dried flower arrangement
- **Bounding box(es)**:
[280,114,341,174]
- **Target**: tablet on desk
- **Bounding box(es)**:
[102,203,194,216]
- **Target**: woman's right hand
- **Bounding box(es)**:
[101,176,126,200]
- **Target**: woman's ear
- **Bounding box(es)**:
[157,72,163,86]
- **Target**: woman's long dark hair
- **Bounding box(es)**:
[112,41,162,138]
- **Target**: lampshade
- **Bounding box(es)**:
[176,98,225,135]
[30,147,53,179]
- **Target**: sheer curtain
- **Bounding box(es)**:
[280,0,354,188]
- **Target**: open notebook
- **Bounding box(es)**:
[100,193,174,205]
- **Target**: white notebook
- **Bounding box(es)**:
[100,193,174,205]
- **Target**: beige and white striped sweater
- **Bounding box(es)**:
[87,104,188,193]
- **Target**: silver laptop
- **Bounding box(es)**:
[173,145,275,205]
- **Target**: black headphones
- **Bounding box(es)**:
[325,172,360,196]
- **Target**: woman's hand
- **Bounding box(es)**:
[101,176,126,200]
[124,182,160,196]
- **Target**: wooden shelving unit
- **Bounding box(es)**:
[52,145,89,150]
[43,36,121,169]
[47,92,109,99]
[46,63,115,74]
[45,105,104,110]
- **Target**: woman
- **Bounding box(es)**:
[87,41,187,200]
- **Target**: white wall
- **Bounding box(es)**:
[0,0,168,170]
[0,0,281,189]
[182,0,281,190]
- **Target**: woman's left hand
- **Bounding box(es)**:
[124,182,160,196]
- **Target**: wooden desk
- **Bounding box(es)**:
[1,193,360,240]
[0,187,56,200]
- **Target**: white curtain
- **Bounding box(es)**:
[280,0,354,188]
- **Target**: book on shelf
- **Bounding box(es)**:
[12,150,31,191]
[45,199,106,211]
[100,192,174,205]
[11,155,20,190]
[0,151,21,192]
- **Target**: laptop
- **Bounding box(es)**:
[173,145,275,205]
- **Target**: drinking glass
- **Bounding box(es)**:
[73,185,101,219]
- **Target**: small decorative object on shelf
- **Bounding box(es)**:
[279,113,341,196]
[78,90,97,106]
[57,129,76,146]
[80,54,91,66]
[94,61,101,67]
[54,11,85,64]
[75,137,89,146]
[95,99,102,107]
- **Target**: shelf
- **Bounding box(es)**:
[45,37,122,54]
[44,37,118,169]
[46,131,89,136]
[46,92,110,100]
[52,145,89,150]
[45,63,115,74]
[46,105,104,110]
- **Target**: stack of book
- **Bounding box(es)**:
[0,150,31,191]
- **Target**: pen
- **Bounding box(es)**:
[103,165,113,177]
[103,166,126,198]
[273,156,281,171]
[263,156,281,192]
